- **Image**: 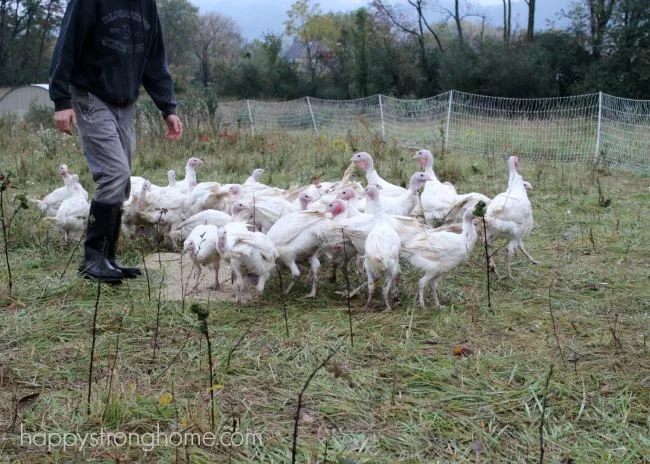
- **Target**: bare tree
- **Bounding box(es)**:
[373,0,444,53]
[586,0,617,58]
[443,0,464,42]
[372,0,443,87]
[502,0,512,42]
[194,13,242,88]
[524,0,536,41]
[440,0,487,44]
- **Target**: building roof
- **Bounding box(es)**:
[282,39,329,61]
[283,40,308,61]
[0,84,53,119]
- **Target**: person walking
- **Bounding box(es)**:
[49,0,182,283]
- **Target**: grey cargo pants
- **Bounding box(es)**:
[71,85,135,204]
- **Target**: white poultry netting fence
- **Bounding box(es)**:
[216,90,650,173]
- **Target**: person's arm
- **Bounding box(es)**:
[142,3,177,119]
[49,0,94,113]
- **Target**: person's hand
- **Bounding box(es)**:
[53,109,76,135]
[164,114,183,141]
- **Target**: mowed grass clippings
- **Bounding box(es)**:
[0,124,649,463]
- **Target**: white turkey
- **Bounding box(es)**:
[325,205,460,298]
[44,177,90,243]
[217,221,278,303]
[335,212,427,258]
[266,202,341,298]
[212,184,248,214]
[166,170,176,188]
[124,180,187,233]
[351,152,406,197]
[286,184,319,207]
[414,149,491,225]
[316,199,360,283]
[170,200,253,244]
[170,209,233,242]
[248,192,313,233]
[365,172,431,217]
[335,188,365,216]
[129,176,153,197]
[183,224,221,291]
[59,163,70,179]
[244,168,265,185]
[129,169,174,200]
[363,185,401,311]
[182,182,236,217]
[309,178,365,212]
[485,155,538,277]
[175,157,202,193]
[32,167,88,217]
[401,208,478,308]
[413,149,457,194]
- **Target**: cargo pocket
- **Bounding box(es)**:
[71,87,94,122]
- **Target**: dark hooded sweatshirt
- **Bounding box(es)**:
[49,0,176,117]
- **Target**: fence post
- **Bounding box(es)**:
[378,94,386,141]
[246,99,255,137]
[444,90,454,151]
[306,97,318,136]
[593,91,603,165]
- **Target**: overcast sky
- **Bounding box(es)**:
[190,0,567,40]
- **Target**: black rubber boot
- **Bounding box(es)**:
[78,200,124,283]
[107,207,141,278]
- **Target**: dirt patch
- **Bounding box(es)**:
[143,253,252,303]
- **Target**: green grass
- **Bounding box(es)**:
[0,121,649,463]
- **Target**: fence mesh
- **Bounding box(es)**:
[447,91,599,163]
[215,90,648,173]
[600,94,650,172]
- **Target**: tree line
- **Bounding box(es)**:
[1,0,648,99]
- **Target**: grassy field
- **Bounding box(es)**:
[0,120,649,463]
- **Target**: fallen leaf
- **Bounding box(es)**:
[11,392,40,429]
[159,392,174,407]
[208,383,224,392]
[17,392,40,405]
[452,346,474,357]
[7,302,27,310]
[600,384,615,395]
